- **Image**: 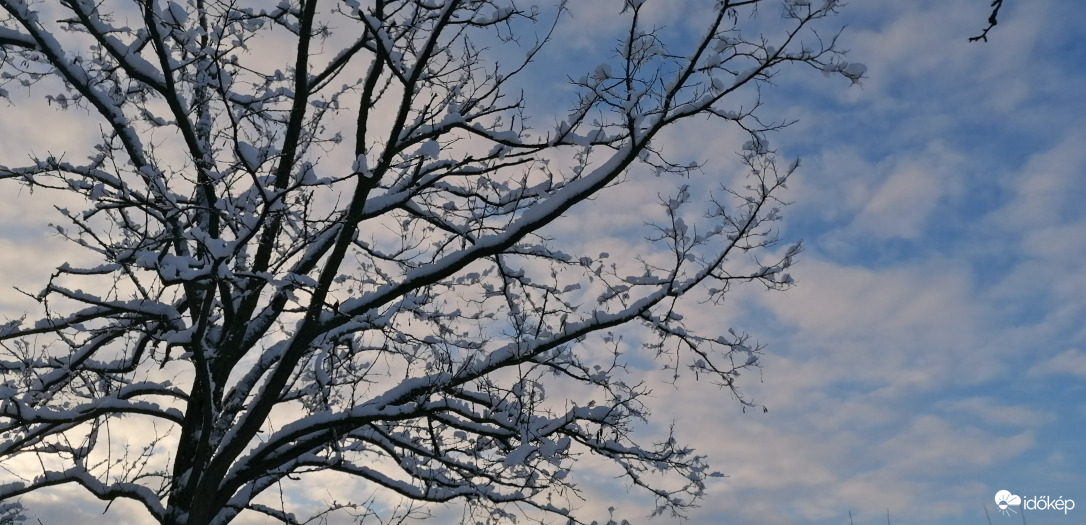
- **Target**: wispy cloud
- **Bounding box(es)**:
[1,1,1083,524]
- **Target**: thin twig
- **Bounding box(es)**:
[969,0,1004,42]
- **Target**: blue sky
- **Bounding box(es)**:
[1,1,1084,524]
[664,1,1086,523]
[526,1,1086,524]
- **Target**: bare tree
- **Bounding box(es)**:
[0,1,858,523]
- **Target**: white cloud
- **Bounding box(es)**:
[852,153,959,240]
[999,131,1086,230]
[619,376,1039,524]
[761,258,987,367]
[875,415,1033,475]
[782,141,966,248]
[935,396,1055,427]
[1027,348,1086,378]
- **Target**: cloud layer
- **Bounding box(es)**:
[1,1,1083,524]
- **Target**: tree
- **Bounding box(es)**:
[0,1,857,523]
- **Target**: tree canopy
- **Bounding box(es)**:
[0,1,857,523]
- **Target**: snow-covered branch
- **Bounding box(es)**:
[0,0,856,523]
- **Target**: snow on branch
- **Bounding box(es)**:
[0,0,852,523]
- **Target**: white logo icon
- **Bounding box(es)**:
[995,490,1022,516]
